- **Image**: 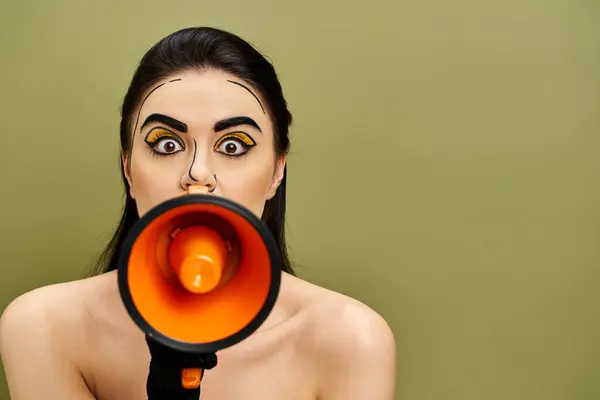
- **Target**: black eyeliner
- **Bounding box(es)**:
[143,127,185,146]
[215,132,256,147]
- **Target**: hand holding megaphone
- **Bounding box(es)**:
[118,184,282,398]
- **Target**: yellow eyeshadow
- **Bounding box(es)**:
[145,129,182,144]
[214,132,256,148]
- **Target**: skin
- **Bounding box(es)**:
[0,69,397,399]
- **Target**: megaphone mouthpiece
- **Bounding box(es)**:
[168,226,228,294]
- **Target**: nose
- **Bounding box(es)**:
[180,140,217,193]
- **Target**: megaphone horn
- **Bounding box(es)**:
[117,185,282,390]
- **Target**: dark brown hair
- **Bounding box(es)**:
[89,27,294,276]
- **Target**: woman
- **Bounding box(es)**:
[0,27,396,399]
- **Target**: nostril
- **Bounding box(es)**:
[209,175,218,193]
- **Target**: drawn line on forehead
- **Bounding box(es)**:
[226,80,266,114]
[132,78,183,136]
[132,77,265,137]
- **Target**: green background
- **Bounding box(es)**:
[1,0,598,399]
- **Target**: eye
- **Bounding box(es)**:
[216,139,248,156]
[144,128,186,156]
[214,132,256,157]
[153,137,185,155]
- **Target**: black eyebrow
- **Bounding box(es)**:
[141,113,188,133]
[214,116,262,133]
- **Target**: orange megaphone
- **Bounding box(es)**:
[117,185,282,390]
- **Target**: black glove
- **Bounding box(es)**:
[145,335,218,400]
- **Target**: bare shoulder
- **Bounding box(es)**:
[1,280,82,347]
[286,274,395,348]
[0,273,112,341]
[0,274,112,399]
[287,275,397,399]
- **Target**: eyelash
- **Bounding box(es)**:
[144,129,185,158]
[147,147,172,158]
[144,129,256,159]
[213,133,256,159]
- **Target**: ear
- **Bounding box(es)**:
[121,151,136,200]
[267,155,286,200]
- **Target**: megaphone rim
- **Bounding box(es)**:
[117,193,282,354]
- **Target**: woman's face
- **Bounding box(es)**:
[123,69,285,218]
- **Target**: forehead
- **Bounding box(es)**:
[135,69,271,131]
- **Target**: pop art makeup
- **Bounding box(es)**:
[123,69,284,221]
[141,113,258,159]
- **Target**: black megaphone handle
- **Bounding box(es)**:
[145,335,218,400]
